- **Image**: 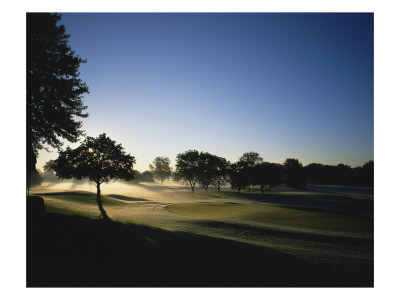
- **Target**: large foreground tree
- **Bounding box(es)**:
[27,13,89,176]
[52,134,136,220]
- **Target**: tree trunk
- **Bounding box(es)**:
[26,130,36,196]
[95,182,110,221]
[27,171,31,196]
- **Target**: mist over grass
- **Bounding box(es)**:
[29,179,373,286]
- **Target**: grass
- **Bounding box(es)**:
[37,191,127,206]
[27,211,372,287]
[166,202,373,235]
[28,186,374,287]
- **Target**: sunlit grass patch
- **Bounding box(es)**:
[166,202,373,235]
[36,191,128,206]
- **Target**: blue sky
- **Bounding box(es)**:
[36,13,373,171]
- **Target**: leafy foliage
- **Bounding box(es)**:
[238,152,263,167]
[52,133,135,220]
[27,13,89,171]
[136,170,155,184]
[175,150,201,192]
[210,156,230,191]
[198,152,219,191]
[52,133,135,185]
[43,160,56,175]
[283,158,307,186]
[253,162,282,192]
[227,162,248,192]
[304,161,373,187]
[149,157,172,183]
[196,153,230,191]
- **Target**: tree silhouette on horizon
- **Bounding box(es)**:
[51,133,136,220]
[149,156,172,183]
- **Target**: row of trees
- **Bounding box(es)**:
[43,145,374,196]
[173,150,303,193]
[27,13,373,222]
[304,161,374,187]
[42,135,373,220]
[45,146,373,196]
[172,150,373,193]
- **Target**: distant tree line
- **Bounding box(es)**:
[173,150,373,193]
[131,170,155,184]
[42,149,373,193]
[304,161,373,187]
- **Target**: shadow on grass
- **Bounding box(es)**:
[107,194,148,202]
[36,191,95,197]
[27,211,373,287]
[222,190,374,218]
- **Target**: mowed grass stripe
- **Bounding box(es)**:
[166,202,373,234]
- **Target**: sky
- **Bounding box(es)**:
[36,13,374,172]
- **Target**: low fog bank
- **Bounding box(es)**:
[29,177,196,203]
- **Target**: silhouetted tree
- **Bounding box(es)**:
[27,13,89,192]
[211,157,230,192]
[238,152,263,166]
[27,171,43,191]
[175,150,201,193]
[304,163,325,184]
[228,162,248,192]
[362,160,374,187]
[43,160,56,175]
[149,156,172,183]
[139,171,155,184]
[334,164,353,185]
[238,152,263,190]
[283,158,306,186]
[171,171,180,182]
[253,162,282,193]
[52,134,135,220]
[133,170,142,182]
[304,161,373,187]
[198,152,220,191]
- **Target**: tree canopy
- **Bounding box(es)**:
[133,170,155,184]
[253,162,282,193]
[228,162,248,192]
[27,13,89,172]
[175,150,201,193]
[283,158,306,186]
[238,152,263,167]
[196,153,229,191]
[149,156,172,183]
[52,133,136,219]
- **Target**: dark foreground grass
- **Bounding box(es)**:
[27,211,373,287]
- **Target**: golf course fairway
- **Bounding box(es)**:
[166,202,373,235]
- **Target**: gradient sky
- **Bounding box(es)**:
[36,13,373,172]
